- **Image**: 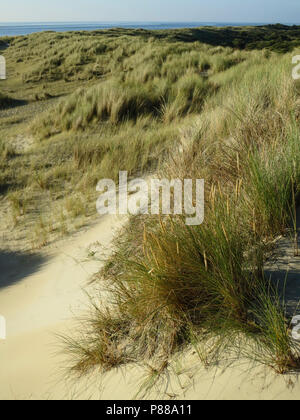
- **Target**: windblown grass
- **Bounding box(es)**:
[0,30,256,248]
[65,52,300,382]
[32,76,217,136]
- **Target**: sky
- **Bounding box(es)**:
[0,0,300,23]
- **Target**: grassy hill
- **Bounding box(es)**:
[0,29,261,247]
[154,24,300,52]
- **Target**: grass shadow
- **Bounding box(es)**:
[266,268,300,318]
[0,249,48,289]
[266,208,300,317]
[0,98,27,111]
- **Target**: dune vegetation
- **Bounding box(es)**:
[0,26,300,386]
[65,53,300,382]
[0,29,255,248]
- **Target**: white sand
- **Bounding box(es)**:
[0,214,125,400]
[0,213,300,400]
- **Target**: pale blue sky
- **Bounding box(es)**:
[1,0,300,23]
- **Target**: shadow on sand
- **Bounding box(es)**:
[266,267,300,317]
[265,208,300,317]
[0,249,48,290]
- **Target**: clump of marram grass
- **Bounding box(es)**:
[66,190,299,378]
[245,283,300,374]
[0,139,18,197]
[65,53,300,384]
[0,139,17,161]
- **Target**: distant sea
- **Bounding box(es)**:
[0,22,296,37]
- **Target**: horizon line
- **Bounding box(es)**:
[0,20,298,24]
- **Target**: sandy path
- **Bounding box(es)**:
[0,210,299,400]
[0,214,125,400]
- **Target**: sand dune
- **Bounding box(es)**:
[0,212,300,400]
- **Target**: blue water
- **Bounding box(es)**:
[0,21,294,37]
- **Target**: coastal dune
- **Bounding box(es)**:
[0,213,300,400]
[0,25,300,400]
